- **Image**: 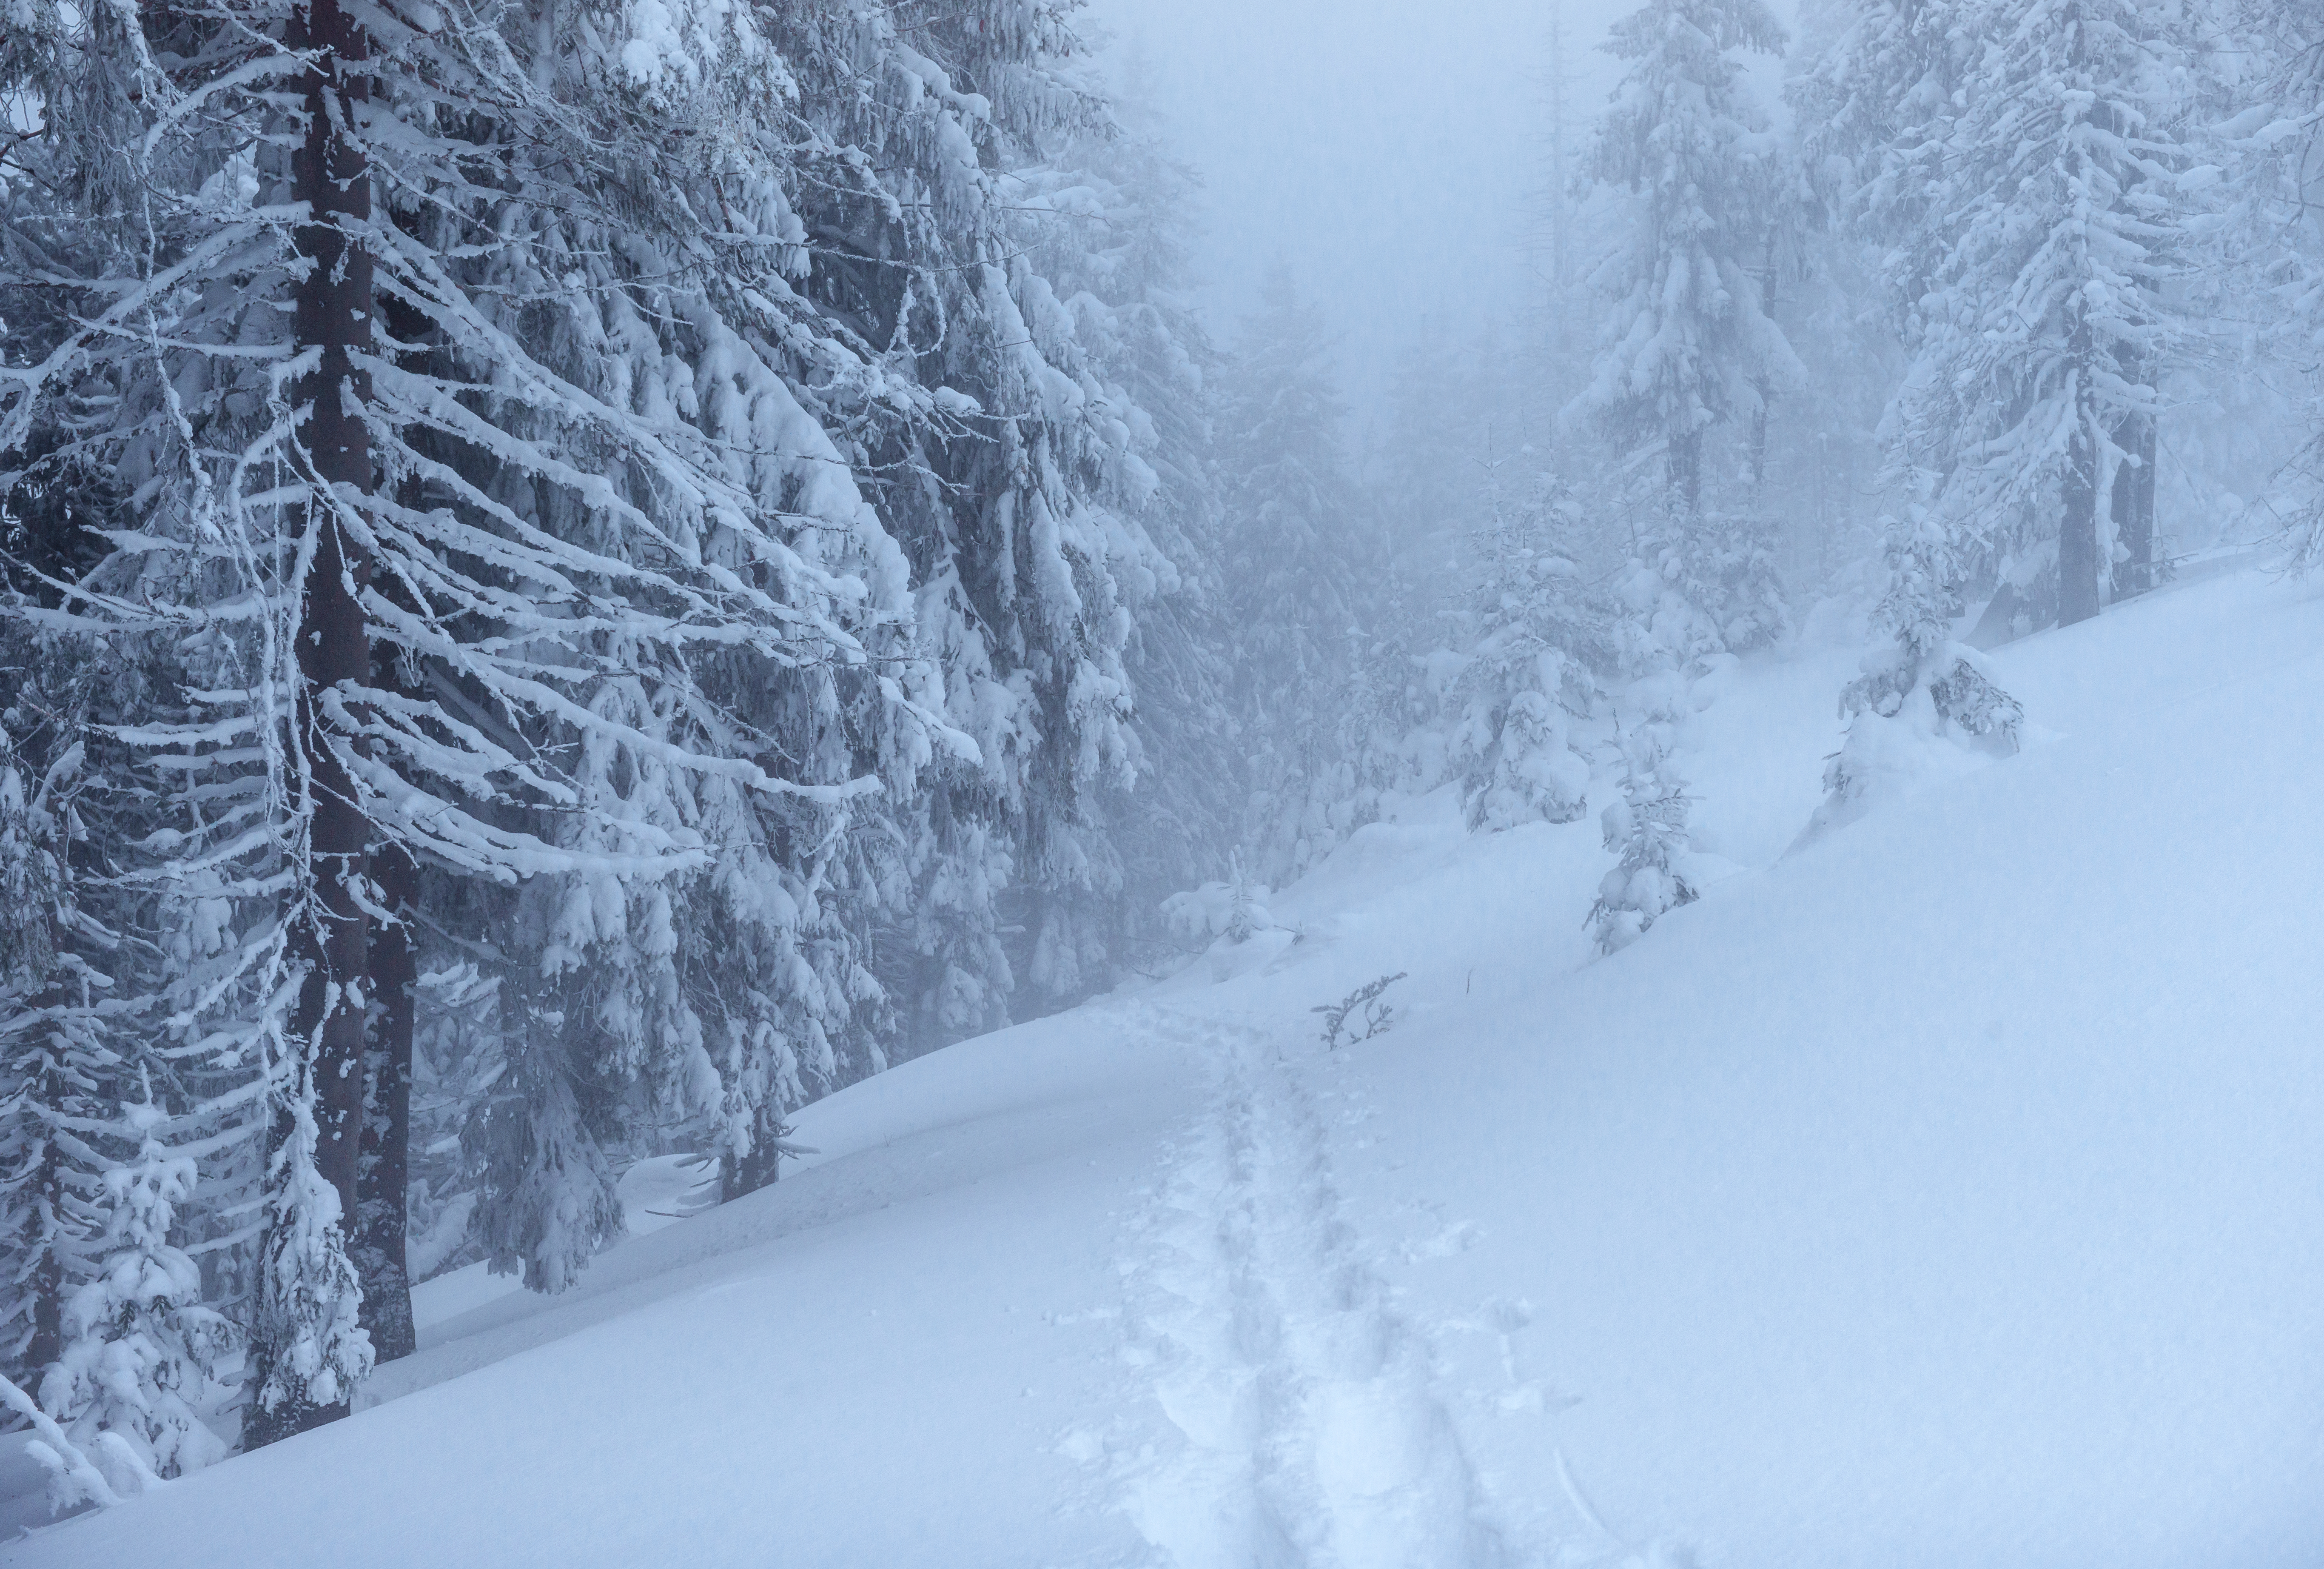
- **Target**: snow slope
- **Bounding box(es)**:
[10,565,2323,1568]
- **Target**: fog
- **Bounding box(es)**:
[1084,0,1806,424]
[1087,0,1631,420]
[8,3,2320,1563]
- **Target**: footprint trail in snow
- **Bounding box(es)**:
[1112,1007,1502,1569]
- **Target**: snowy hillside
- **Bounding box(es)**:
[8,565,2320,1568]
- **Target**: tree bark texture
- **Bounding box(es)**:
[20,1096,64,1381]
[1748,394,1769,494]
[353,286,437,1363]
[1667,430,1703,517]
[2059,410,2102,627]
[250,0,376,1445]
[354,835,417,1363]
[721,1108,784,1202]
[2110,411,2156,600]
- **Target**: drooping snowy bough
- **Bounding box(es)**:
[0,0,1208,1459]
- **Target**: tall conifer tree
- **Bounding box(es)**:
[1569,0,1802,516]
[1217,266,1370,883]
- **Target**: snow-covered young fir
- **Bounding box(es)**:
[2,0,2322,1564]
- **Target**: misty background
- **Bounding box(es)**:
[1088,0,1776,429]
[8,3,2324,1559]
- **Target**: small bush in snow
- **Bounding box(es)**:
[1809,512,2027,838]
[1925,659,2024,747]
[1611,505,1790,681]
[1160,854,1276,949]
[1589,727,1699,954]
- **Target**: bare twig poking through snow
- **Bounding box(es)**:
[1314,973,1408,1048]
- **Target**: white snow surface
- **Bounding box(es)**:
[10,566,2324,1567]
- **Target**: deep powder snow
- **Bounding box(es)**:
[9,565,2322,1568]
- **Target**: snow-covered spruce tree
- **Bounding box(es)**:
[1780,0,1971,593]
[752,3,1171,1054]
[2147,3,2303,567]
[44,1087,231,1492]
[0,0,152,1422]
[1218,263,1372,884]
[0,610,231,1484]
[1568,0,1803,518]
[369,0,1034,1252]
[1338,585,1437,824]
[1790,0,1978,288]
[1447,471,1602,831]
[466,959,628,1297]
[1587,723,1698,953]
[3,0,961,1437]
[0,666,112,1409]
[1782,0,2007,827]
[399,962,494,1282]
[1379,321,1529,552]
[2230,0,2324,572]
[1880,0,2207,628]
[1381,332,1471,543]
[1072,98,1241,981]
[998,86,1236,1012]
[1222,852,1270,945]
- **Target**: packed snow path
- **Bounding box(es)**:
[1118,1009,1494,1567]
[9,565,2324,1568]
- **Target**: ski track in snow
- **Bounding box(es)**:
[1111,1005,1503,1569]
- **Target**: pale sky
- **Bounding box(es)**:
[1082,0,1796,421]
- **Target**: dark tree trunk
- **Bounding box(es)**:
[354,835,417,1363]
[720,1108,784,1201]
[1749,226,1777,494]
[1667,430,1703,517]
[2110,411,2156,600]
[21,1100,64,1381]
[9,735,73,1395]
[1748,392,1769,494]
[2059,410,2102,628]
[248,0,376,1447]
[353,281,438,1364]
[2132,416,2156,583]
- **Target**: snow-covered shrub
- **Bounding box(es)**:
[1669,510,1790,654]
[1610,503,1790,681]
[1807,510,2025,838]
[43,1095,230,1492]
[0,1370,118,1513]
[404,965,500,1283]
[1464,680,1595,831]
[1589,727,1699,954]
[1924,658,2024,747]
[1160,855,1275,949]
